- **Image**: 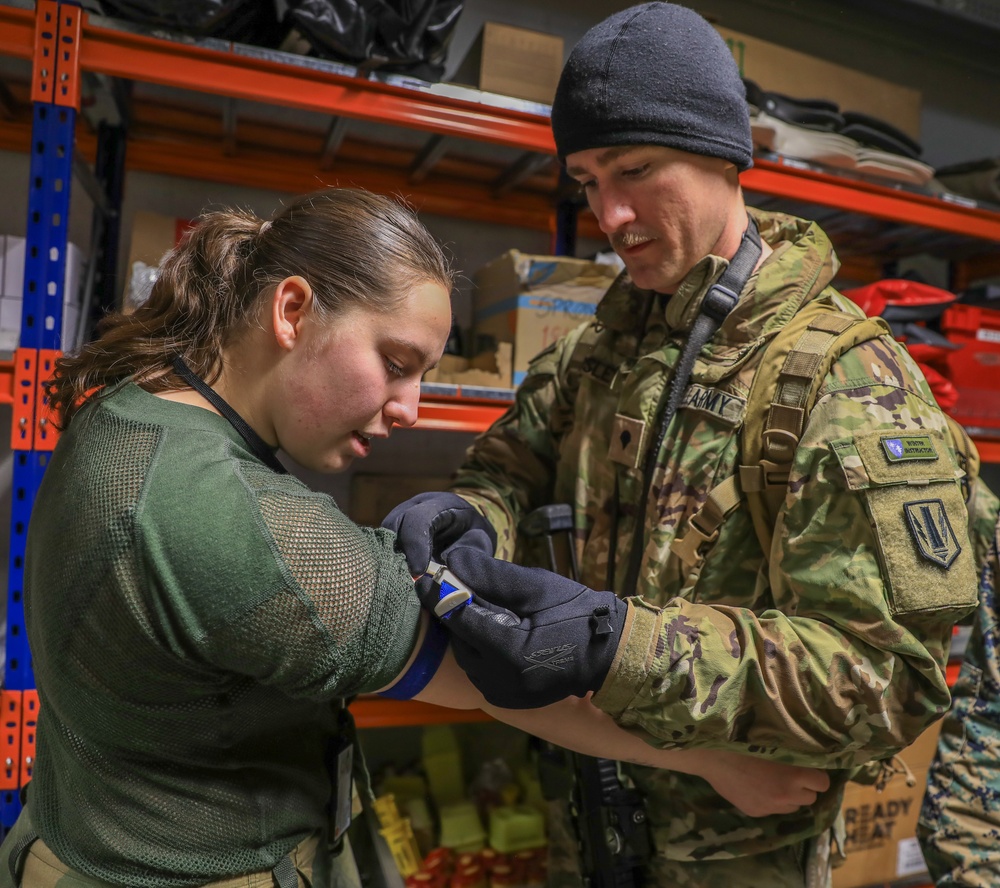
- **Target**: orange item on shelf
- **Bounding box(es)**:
[452,863,487,888]
[406,872,440,888]
[479,847,507,874]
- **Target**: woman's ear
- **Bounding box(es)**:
[271,276,313,351]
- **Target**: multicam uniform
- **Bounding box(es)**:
[0,383,422,888]
[451,209,978,887]
[918,481,1000,887]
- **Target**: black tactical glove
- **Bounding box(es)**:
[382,492,498,575]
[417,545,628,709]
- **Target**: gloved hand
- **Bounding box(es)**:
[417,545,628,709]
[382,491,497,575]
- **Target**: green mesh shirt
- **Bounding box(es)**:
[20,383,421,887]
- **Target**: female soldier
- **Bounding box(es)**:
[0,187,827,888]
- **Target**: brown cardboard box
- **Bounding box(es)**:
[423,342,513,388]
[832,721,942,888]
[350,473,454,528]
[473,250,619,385]
[716,27,921,141]
[451,22,564,105]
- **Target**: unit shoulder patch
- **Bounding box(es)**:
[904,498,961,568]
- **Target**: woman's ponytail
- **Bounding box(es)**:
[46,209,264,427]
[46,188,453,429]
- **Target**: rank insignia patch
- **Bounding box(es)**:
[608,414,647,469]
[904,499,961,568]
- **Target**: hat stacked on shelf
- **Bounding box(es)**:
[743,79,934,186]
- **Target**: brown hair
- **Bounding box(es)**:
[47,187,454,427]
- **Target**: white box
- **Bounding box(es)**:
[1,236,86,349]
[2,236,25,299]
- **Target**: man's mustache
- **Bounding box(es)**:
[612,231,654,250]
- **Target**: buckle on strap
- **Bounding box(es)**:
[670,514,720,568]
[702,283,741,322]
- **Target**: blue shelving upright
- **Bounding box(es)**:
[0,0,80,835]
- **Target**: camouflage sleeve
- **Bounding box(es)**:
[596,335,978,768]
[918,505,1000,888]
[449,323,591,558]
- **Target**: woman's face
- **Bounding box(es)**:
[272,279,453,473]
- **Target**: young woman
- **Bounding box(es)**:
[0,187,828,888]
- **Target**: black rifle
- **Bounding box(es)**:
[520,504,651,888]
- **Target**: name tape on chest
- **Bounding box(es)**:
[679,384,745,425]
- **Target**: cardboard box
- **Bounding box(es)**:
[473,251,619,386]
[423,342,513,389]
[0,234,84,351]
[717,26,921,141]
[451,22,564,106]
[832,721,943,888]
[350,473,454,528]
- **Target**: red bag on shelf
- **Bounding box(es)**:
[941,303,1000,431]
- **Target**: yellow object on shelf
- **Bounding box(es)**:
[516,764,546,817]
[422,725,465,806]
[488,805,546,854]
[380,773,430,807]
[373,794,402,828]
[438,801,487,853]
[374,794,424,877]
[381,820,423,877]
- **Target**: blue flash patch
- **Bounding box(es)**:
[904,499,961,568]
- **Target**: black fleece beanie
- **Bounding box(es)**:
[551,2,753,171]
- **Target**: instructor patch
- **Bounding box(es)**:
[904,499,961,568]
[881,434,937,462]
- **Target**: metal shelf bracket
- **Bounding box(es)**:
[31,0,82,110]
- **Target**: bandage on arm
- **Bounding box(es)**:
[376,565,480,706]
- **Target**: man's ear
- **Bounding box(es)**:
[271,276,313,351]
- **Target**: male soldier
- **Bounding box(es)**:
[385,3,978,886]
[918,478,1000,887]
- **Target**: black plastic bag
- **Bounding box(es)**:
[91,1,284,46]
[284,0,463,81]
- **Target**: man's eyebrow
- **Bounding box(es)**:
[566,146,642,177]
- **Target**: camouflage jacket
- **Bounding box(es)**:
[452,209,978,861]
[919,480,1000,887]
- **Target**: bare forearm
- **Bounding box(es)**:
[486,696,833,817]
[484,696,713,777]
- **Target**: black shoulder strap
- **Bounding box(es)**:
[622,216,761,595]
[172,357,287,475]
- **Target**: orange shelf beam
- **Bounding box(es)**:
[6,6,1000,246]
[0,117,563,235]
[0,360,14,407]
[415,397,509,433]
[745,158,1000,242]
[0,5,33,60]
[351,696,492,729]
[0,5,556,154]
